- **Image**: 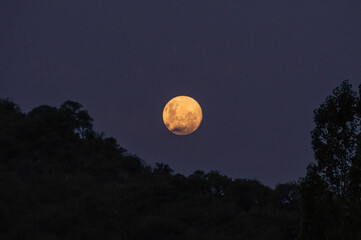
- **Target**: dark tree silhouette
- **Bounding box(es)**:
[300,81,361,239]
[60,100,94,138]
[153,162,174,176]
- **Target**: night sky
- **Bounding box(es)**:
[1,1,361,187]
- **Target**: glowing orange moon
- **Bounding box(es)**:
[162,96,203,135]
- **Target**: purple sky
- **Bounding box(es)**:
[1,0,361,187]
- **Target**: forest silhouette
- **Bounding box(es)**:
[1,81,361,239]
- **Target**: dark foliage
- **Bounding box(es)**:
[0,99,300,239]
[300,81,361,239]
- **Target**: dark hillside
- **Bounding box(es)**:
[0,99,300,240]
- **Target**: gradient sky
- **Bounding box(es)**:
[1,0,361,187]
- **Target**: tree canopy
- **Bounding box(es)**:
[300,81,361,239]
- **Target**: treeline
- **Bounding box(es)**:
[1,80,361,239]
[0,100,299,239]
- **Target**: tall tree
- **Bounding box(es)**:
[300,81,361,239]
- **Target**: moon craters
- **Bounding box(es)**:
[162,96,202,135]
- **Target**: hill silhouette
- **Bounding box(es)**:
[0,98,300,239]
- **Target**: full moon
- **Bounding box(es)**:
[163,96,203,135]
